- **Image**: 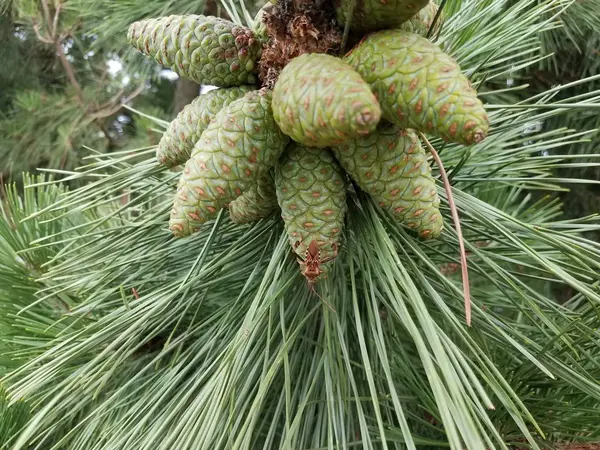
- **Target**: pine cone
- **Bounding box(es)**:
[333,123,443,239]
[345,31,489,145]
[275,143,347,279]
[272,53,381,147]
[335,0,429,33]
[252,1,275,45]
[170,89,289,237]
[398,2,441,36]
[128,15,262,87]
[157,86,253,167]
[229,173,278,224]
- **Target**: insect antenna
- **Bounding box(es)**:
[309,283,336,313]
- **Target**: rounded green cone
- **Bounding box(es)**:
[275,144,347,279]
[127,15,262,87]
[229,173,278,224]
[157,86,254,168]
[335,0,429,33]
[170,89,289,237]
[398,2,441,36]
[333,123,443,239]
[272,53,381,148]
[345,31,489,146]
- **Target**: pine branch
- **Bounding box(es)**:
[54,39,84,105]
[1,1,600,449]
[24,0,146,152]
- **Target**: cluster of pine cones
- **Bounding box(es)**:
[127,0,489,283]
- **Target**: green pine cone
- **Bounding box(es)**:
[333,123,443,239]
[345,31,489,146]
[229,173,278,224]
[272,53,381,148]
[170,88,289,237]
[157,86,254,167]
[127,15,262,87]
[398,2,440,35]
[252,1,274,45]
[335,0,429,33]
[275,144,347,279]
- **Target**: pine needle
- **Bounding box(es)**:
[420,133,472,327]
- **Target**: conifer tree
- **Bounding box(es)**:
[0,1,599,449]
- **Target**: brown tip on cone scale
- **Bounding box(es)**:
[473,131,486,143]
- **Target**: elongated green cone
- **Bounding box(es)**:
[275,144,347,280]
[157,86,253,167]
[169,89,289,237]
[335,0,429,33]
[399,2,440,36]
[333,123,443,239]
[127,15,262,87]
[272,53,381,148]
[345,31,489,146]
[229,173,278,224]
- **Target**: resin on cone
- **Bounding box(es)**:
[345,31,489,145]
[170,89,289,237]
[335,0,429,33]
[275,144,347,280]
[157,86,253,167]
[272,53,381,148]
[229,173,278,224]
[128,15,262,87]
[333,123,443,239]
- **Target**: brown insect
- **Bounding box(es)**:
[295,240,339,311]
[296,240,338,286]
